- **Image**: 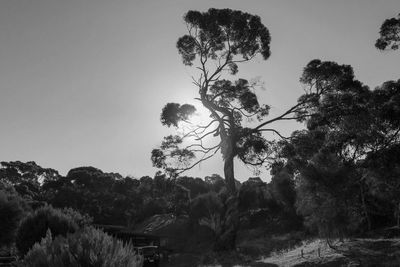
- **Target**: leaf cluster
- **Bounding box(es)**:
[177,8,271,66]
[208,79,270,124]
[375,13,400,50]
[160,103,196,127]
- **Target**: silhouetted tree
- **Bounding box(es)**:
[281,59,400,234]
[176,176,209,198]
[295,152,362,238]
[152,9,273,191]
[151,8,320,250]
[205,174,225,193]
[43,167,142,225]
[0,161,60,200]
[238,177,268,211]
[0,161,60,184]
[364,144,400,227]
[66,166,115,191]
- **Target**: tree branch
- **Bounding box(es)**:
[176,146,221,174]
[257,128,290,140]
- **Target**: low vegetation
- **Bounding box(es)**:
[16,205,79,255]
[21,227,142,267]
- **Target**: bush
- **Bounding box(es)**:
[16,205,78,255]
[189,192,225,236]
[61,207,93,227]
[21,227,143,267]
[0,190,23,246]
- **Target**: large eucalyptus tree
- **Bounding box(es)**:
[151,8,312,249]
[152,8,309,192]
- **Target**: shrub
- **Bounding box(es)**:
[189,192,224,233]
[21,227,143,267]
[61,207,93,227]
[0,190,23,246]
[16,205,78,255]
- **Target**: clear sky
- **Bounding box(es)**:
[0,0,399,181]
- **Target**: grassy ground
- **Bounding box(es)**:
[259,239,345,266]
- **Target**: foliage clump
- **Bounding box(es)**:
[16,205,79,255]
[21,227,143,267]
[0,188,24,247]
[60,207,93,227]
[376,13,400,50]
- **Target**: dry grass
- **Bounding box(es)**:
[259,238,400,267]
[259,239,345,266]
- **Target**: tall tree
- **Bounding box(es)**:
[374,13,400,225]
[151,8,323,249]
[152,8,272,195]
[151,8,320,195]
[283,59,400,233]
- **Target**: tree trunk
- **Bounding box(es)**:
[359,183,371,231]
[214,194,239,251]
[224,154,236,194]
[213,155,239,251]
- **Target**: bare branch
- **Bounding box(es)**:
[181,119,219,139]
[241,153,276,166]
[176,146,221,174]
[257,128,290,140]
[186,142,221,152]
[196,127,219,140]
[254,99,311,131]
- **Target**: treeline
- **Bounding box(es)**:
[2,111,400,242]
[0,163,145,265]
[0,161,298,232]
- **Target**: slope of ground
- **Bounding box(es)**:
[137,215,304,267]
[260,238,400,267]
